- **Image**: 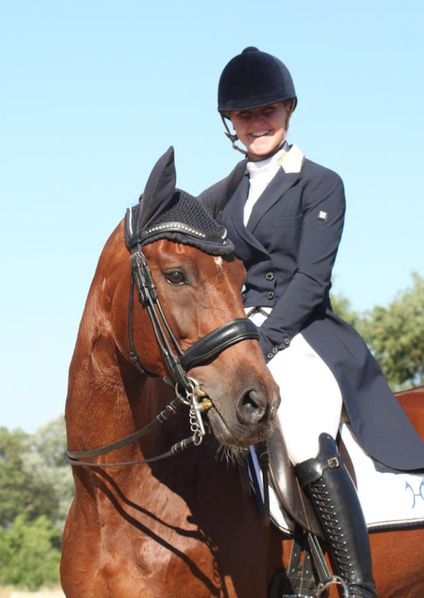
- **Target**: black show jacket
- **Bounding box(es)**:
[202,148,424,472]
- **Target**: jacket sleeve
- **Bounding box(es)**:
[259,169,346,360]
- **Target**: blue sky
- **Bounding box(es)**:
[1,1,423,432]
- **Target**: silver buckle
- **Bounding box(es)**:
[317,575,350,596]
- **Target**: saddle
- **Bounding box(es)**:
[258,421,356,538]
[264,424,322,537]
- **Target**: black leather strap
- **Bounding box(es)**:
[180,318,259,371]
[67,398,181,462]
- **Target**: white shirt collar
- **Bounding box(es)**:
[246,142,304,177]
[246,142,289,177]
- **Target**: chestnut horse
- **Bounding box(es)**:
[61,150,424,597]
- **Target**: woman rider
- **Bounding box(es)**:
[201,47,424,598]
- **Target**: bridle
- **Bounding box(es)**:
[67,238,259,468]
[127,244,258,386]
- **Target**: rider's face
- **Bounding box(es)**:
[229,102,292,160]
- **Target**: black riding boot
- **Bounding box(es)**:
[295,433,377,597]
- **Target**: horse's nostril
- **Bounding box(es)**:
[237,389,267,425]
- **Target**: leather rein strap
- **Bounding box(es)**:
[67,242,259,468]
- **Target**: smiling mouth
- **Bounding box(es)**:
[250,131,271,138]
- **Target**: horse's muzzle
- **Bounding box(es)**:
[237,388,269,425]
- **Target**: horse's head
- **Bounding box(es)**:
[118,148,280,450]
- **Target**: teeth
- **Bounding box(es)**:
[251,131,269,138]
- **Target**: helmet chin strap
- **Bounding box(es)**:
[221,115,248,156]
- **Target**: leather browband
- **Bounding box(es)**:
[180,318,259,371]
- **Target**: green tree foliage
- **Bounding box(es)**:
[360,273,424,389]
[27,417,74,527]
[330,292,362,329]
[0,428,59,527]
[0,515,60,589]
[0,416,73,590]
[332,273,424,389]
[0,417,73,529]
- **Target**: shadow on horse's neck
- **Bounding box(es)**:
[92,464,227,598]
[112,354,253,527]
[89,366,264,598]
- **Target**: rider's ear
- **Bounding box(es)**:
[197,159,247,216]
[138,146,177,228]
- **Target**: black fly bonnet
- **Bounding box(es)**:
[125,147,234,256]
[123,146,258,390]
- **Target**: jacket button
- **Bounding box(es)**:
[272,347,278,354]
[265,271,274,281]
[267,352,273,360]
[267,291,275,300]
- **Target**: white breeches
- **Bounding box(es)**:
[248,309,343,465]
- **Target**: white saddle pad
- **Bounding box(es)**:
[253,424,424,535]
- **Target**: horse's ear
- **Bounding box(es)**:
[138,146,177,228]
[197,159,247,216]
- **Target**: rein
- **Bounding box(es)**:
[66,380,209,468]
[67,242,259,468]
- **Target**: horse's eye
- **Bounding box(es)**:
[164,269,188,286]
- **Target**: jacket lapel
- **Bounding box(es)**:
[247,168,301,233]
[222,175,270,259]
[228,172,249,224]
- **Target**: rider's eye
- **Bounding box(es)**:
[164,269,188,286]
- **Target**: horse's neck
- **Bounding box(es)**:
[66,315,142,448]
[66,324,202,473]
[67,333,250,529]
[66,287,249,514]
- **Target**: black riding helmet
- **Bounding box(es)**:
[218,47,297,115]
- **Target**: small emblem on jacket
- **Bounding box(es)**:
[318,211,328,221]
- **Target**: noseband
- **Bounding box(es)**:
[67,241,259,468]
